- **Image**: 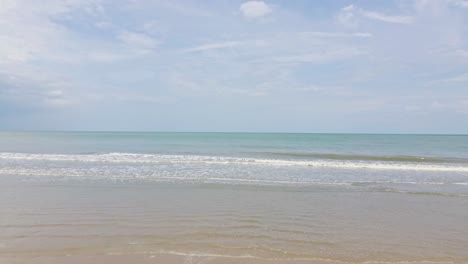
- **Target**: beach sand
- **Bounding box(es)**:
[1,254,359,264]
[1,179,467,264]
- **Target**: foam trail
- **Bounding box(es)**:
[1,152,468,172]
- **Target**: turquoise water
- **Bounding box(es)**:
[1,131,467,160]
[0,131,468,195]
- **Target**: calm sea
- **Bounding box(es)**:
[1,132,467,263]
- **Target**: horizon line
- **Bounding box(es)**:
[1,130,467,136]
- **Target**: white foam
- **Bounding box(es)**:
[106,250,456,263]
[1,152,468,172]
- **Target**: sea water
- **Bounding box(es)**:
[1,132,467,263]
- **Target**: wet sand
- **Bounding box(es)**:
[0,253,371,264]
[1,178,468,264]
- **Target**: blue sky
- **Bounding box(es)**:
[1,0,467,133]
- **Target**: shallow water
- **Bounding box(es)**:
[1,132,467,263]
[1,180,467,263]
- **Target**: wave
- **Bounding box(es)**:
[247,151,468,163]
[1,152,468,172]
[107,250,460,264]
[377,189,468,198]
[2,167,467,189]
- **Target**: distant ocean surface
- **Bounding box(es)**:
[1,132,468,263]
[1,132,467,195]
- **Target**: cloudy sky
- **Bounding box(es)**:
[1,0,467,133]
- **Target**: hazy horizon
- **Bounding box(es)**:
[2,130,468,136]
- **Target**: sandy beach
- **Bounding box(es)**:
[2,177,467,264]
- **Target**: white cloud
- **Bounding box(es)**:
[429,72,468,85]
[361,10,413,24]
[443,73,468,82]
[338,4,413,26]
[95,21,114,29]
[110,93,176,104]
[450,0,468,8]
[301,31,372,38]
[0,2,67,63]
[337,5,358,27]
[124,0,213,17]
[183,41,242,53]
[0,0,159,112]
[1,1,468,131]
[44,97,73,107]
[456,49,468,58]
[86,50,136,63]
[240,1,272,18]
[270,48,364,64]
[117,31,160,50]
[431,99,468,114]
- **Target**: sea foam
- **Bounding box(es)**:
[1,152,468,172]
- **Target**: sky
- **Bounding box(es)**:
[0,0,468,133]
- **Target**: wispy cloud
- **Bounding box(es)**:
[270,48,365,64]
[456,49,468,58]
[183,41,242,53]
[338,4,413,26]
[361,10,413,24]
[438,73,468,83]
[300,31,373,38]
[450,0,468,8]
[1,0,467,131]
[117,31,161,52]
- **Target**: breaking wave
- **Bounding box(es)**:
[1,152,468,172]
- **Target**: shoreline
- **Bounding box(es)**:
[1,252,458,264]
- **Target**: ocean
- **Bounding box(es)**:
[1,132,467,263]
